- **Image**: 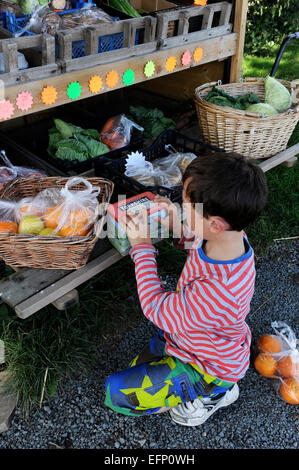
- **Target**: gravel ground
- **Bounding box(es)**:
[0,239,298,450]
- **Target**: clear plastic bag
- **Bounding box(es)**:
[0,51,28,73]
[254,321,299,405]
[30,9,62,35]
[0,150,47,179]
[124,149,194,188]
[42,177,101,237]
[100,114,144,151]
[0,166,17,191]
[60,4,113,29]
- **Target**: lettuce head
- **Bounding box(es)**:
[246,102,277,116]
[264,76,292,113]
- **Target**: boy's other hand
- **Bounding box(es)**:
[154,195,183,238]
[119,208,153,248]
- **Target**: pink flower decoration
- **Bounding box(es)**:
[181,50,191,67]
[0,99,14,120]
[16,91,33,111]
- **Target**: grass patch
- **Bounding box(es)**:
[243,41,299,81]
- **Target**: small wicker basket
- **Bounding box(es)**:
[194,77,299,159]
[0,176,114,270]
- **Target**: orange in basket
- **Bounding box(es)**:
[0,221,17,233]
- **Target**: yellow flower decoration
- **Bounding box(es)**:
[166,56,176,72]
[193,47,203,63]
[41,85,57,105]
[106,70,119,88]
[89,75,103,94]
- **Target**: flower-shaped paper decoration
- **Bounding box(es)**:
[106,70,119,88]
[166,56,176,72]
[41,86,57,105]
[89,75,103,94]
[16,91,33,111]
[67,81,82,100]
[181,50,191,67]
[194,47,203,63]
[144,60,155,78]
[0,99,14,120]
[123,69,135,86]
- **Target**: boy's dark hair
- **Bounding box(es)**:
[182,151,268,231]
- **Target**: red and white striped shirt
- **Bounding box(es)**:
[130,225,255,383]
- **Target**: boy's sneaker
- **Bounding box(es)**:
[169,384,239,427]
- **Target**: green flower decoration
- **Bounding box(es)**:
[67,81,82,100]
[123,69,135,86]
[144,60,155,78]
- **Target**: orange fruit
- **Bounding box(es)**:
[0,220,17,233]
[19,204,44,219]
[43,206,63,229]
[280,377,299,404]
[258,335,281,354]
[254,353,277,377]
[277,355,299,378]
[59,223,89,238]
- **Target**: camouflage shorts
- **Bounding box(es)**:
[105,330,234,416]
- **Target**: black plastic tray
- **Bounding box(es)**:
[94,129,224,203]
[6,108,144,175]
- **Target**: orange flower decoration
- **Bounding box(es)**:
[194,0,207,5]
[41,86,57,105]
[106,70,119,88]
[193,47,203,63]
[89,75,103,94]
[166,56,176,72]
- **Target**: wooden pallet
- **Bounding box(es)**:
[0,33,59,86]
[57,16,158,72]
[156,2,232,49]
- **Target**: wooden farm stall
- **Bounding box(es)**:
[0,0,297,321]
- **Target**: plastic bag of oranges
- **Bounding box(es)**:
[254,321,299,405]
[42,177,100,237]
[0,177,101,238]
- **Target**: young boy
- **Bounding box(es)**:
[104,151,268,426]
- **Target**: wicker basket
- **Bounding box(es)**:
[0,177,114,270]
[194,77,299,159]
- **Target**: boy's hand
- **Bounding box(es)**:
[153,195,183,238]
[119,208,153,248]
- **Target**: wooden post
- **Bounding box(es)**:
[229,0,248,83]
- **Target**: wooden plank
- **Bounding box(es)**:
[258,144,299,173]
[0,268,68,308]
[158,23,232,49]
[1,32,237,121]
[229,0,248,83]
[280,156,298,168]
[14,248,123,319]
[2,40,18,73]
[52,289,79,310]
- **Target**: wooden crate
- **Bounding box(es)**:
[0,33,60,86]
[156,1,233,47]
[57,16,157,73]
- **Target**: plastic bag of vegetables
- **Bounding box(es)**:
[100,114,144,151]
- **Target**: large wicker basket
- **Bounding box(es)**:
[0,176,114,270]
[194,77,299,159]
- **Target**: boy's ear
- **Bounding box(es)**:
[209,216,229,233]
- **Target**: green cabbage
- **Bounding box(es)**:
[246,103,278,116]
[264,76,292,113]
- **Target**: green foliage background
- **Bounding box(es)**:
[245,0,299,54]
